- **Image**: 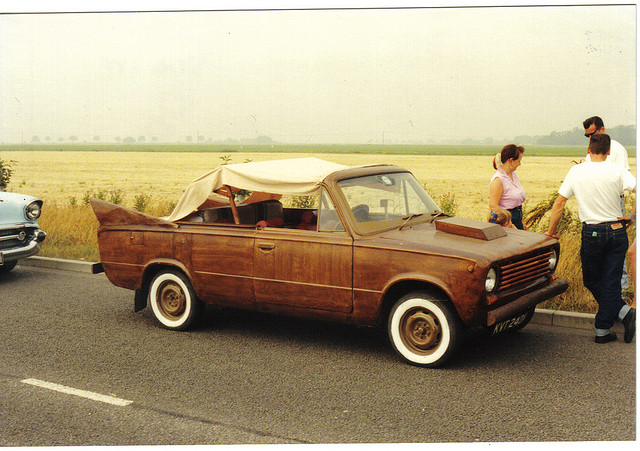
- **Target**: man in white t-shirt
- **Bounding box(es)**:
[583,116,632,293]
[547,133,636,344]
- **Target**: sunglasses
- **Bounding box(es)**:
[584,128,602,138]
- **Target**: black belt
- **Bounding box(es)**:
[582,221,627,227]
[507,206,522,212]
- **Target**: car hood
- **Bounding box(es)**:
[372,218,556,264]
[0,191,40,225]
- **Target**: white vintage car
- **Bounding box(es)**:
[0,191,46,273]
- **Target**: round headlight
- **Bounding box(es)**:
[25,201,42,220]
[549,249,558,271]
[485,267,498,292]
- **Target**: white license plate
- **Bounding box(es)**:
[491,311,529,335]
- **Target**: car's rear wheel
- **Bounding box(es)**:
[148,269,201,330]
[388,292,461,367]
[0,261,18,273]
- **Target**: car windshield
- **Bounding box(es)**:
[337,172,441,232]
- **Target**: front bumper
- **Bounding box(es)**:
[0,229,47,265]
[486,278,569,326]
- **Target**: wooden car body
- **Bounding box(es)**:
[92,159,568,366]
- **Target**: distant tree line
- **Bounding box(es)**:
[23,128,635,146]
[29,135,161,144]
[27,134,274,145]
[514,125,636,147]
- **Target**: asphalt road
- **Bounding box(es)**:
[0,265,635,445]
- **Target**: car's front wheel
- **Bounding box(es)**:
[148,269,201,330]
[388,292,462,367]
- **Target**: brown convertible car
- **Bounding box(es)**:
[92,157,568,367]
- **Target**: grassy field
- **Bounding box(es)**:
[5,148,632,219]
[2,146,636,314]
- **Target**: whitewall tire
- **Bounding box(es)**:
[388,292,461,367]
[148,269,200,330]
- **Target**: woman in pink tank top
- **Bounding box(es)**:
[489,144,526,229]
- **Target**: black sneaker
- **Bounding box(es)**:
[595,332,617,344]
[622,308,635,343]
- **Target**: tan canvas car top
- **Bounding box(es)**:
[165,157,349,221]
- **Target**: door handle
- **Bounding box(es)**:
[258,242,276,250]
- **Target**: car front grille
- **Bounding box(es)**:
[0,227,30,251]
[497,248,553,291]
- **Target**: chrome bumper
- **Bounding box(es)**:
[0,230,46,264]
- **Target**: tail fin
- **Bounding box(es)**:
[90,198,178,229]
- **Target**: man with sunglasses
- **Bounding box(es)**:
[583,116,630,170]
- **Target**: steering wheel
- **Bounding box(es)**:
[352,204,370,222]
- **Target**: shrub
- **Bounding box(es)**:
[147,199,177,217]
[436,192,457,216]
[107,189,124,205]
[424,186,458,216]
[290,195,317,209]
[83,190,106,204]
[0,155,16,189]
[134,193,150,212]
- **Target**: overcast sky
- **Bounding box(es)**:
[0,2,636,144]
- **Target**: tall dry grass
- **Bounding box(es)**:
[37,204,100,261]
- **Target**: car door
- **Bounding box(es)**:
[190,226,257,309]
[253,189,353,313]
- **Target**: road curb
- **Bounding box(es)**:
[19,256,623,333]
[531,308,626,333]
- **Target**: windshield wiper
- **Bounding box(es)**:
[399,213,424,230]
[428,211,447,223]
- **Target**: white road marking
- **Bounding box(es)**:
[21,378,133,407]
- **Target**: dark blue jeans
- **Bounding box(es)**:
[580,223,629,330]
[508,205,524,230]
